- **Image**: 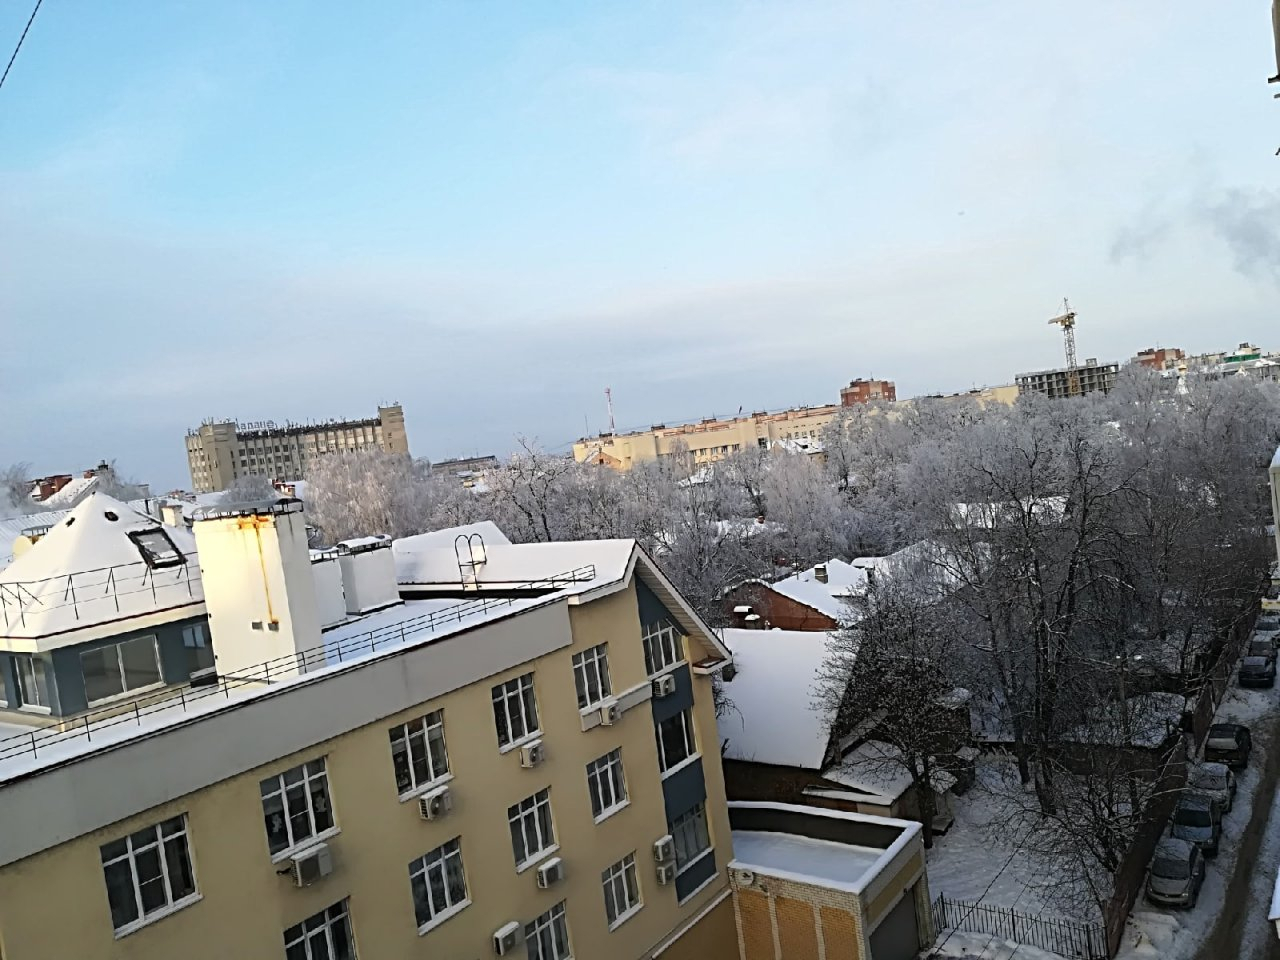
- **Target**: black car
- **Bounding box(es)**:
[1239,656,1277,688]
[1204,723,1252,769]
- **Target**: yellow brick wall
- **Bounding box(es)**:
[737,889,776,960]
[820,905,861,960]
[776,896,820,960]
[660,896,740,960]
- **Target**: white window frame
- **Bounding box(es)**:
[572,644,613,710]
[100,815,199,937]
[602,853,642,929]
[655,709,698,776]
[389,710,451,798]
[492,673,540,750]
[283,900,356,960]
[642,622,684,676]
[508,788,557,871]
[80,635,164,706]
[586,749,628,821]
[14,653,50,712]
[525,901,572,960]
[409,837,470,933]
[671,803,712,876]
[260,758,337,861]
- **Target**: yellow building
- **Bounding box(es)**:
[0,501,739,960]
[574,407,840,471]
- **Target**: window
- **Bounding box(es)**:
[182,624,214,676]
[492,673,539,748]
[671,803,711,873]
[409,838,469,931]
[525,902,571,960]
[508,788,556,868]
[655,709,697,773]
[586,749,628,819]
[260,759,335,857]
[81,636,162,704]
[572,644,612,710]
[642,623,683,676]
[100,815,197,934]
[602,854,641,928]
[127,527,185,569]
[14,654,50,709]
[284,900,355,960]
[389,710,450,796]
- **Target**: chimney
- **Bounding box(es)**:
[160,502,186,528]
[814,564,828,584]
[336,536,401,614]
[310,549,349,628]
[192,499,319,680]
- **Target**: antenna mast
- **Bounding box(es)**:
[1048,298,1080,397]
[605,387,616,434]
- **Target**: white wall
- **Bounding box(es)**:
[337,547,399,614]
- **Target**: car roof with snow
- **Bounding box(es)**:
[1191,761,1229,779]
[1242,655,1271,666]
[1155,837,1193,860]
[1175,794,1213,811]
[1209,722,1245,736]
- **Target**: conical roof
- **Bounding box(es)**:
[0,493,204,645]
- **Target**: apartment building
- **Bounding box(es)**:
[185,404,409,492]
[0,498,745,960]
[1132,346,1185,370]
[574,406,840,471]
[1015,359,1119,399]
[840,379,896,405]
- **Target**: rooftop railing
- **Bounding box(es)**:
[0,564,596,768]
[0,561,203,633]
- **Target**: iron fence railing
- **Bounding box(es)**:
[0,560,201,631]
[931,894,1107,960]
[0,564,596,767]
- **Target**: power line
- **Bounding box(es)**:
[0,0,44,93]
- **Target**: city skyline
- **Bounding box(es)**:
[3,1,1277,489]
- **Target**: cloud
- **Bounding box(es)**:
[1200,188,1280,286]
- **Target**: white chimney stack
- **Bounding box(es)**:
[192,499,320,680]
[336,536,401,614]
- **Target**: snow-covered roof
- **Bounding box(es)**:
[37,475,98,509]
[719,627,837,769]
[396,539,635,590]
[0,493,203,647]
[393,521,512,558]
[822,740,957,804]
[768,560,868,622]
[1271,445,1280,471]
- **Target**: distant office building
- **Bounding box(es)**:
[840,378,896,405]
[910,384,1019,408]
[430,455,499,489]
[1015,359,1119,399]
[574,406,840,471]
[1133,346,1185,370]
[185,405,408,492]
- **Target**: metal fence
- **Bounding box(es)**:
[931,895,1108,960]
[0,564,597,766]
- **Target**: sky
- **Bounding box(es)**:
[2,1,1278,490]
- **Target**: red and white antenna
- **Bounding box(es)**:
[605,387,616,434]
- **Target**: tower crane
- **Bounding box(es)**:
[1048,298,1080,397]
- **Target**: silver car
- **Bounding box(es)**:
[1188,762,1235,814]
[1146,837,1205,909]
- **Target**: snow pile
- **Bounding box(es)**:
[928,930,1069,959]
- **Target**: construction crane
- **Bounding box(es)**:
[1048,298,1080,397]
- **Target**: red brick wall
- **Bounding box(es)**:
[721,583,837,632]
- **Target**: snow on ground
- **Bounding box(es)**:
[1115,683,1276,959]
[927,763,1073,921]
[928,931,1070,960]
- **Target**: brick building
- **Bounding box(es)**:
[840,379,897,405]
[1133,346,1185,370]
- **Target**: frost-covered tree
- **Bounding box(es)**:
[217,475,279,504]
[305,450,440,543]
[0,463,37,517]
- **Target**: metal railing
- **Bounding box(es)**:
[931,895,1107,960]
[0,560,202,631]
[0,564,596,767]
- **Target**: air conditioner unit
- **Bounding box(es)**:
[520,739,545,768]
[653,834,675,863]
[492,921,522,956]
[652,674,676,698]
[290,842,333,888]
[656,862,677,885]
[536,856,565,889]
[418,785,452,821]
[598,699,621,725]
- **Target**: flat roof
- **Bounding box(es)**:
[732,831,885,888]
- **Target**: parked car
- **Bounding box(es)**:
[1146,837,1206,909]
[1248,636,1278,662]
[1239,655,1277,688]
[1188,761,1236,814]
[1170,795,1222,857]
[1205,723,1252,769]
[1257,613,1280,632]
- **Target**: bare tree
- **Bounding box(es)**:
[217,475,279,504]
[0,463,37,517]
[304,450,440,543]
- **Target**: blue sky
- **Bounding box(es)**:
[3,1,1278,489]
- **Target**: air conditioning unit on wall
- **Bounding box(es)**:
[536,857,565,888]
[652,674,677,698]
[290,843,333,888]
[520,739,545,768]
[418,785,452,821]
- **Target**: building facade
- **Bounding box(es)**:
[1015,360,1119,399]
[0,504,742,960]
[840,379,897,405]
[1132,346,1185,370]
[574,407,840,471]
[185,405,409,492]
